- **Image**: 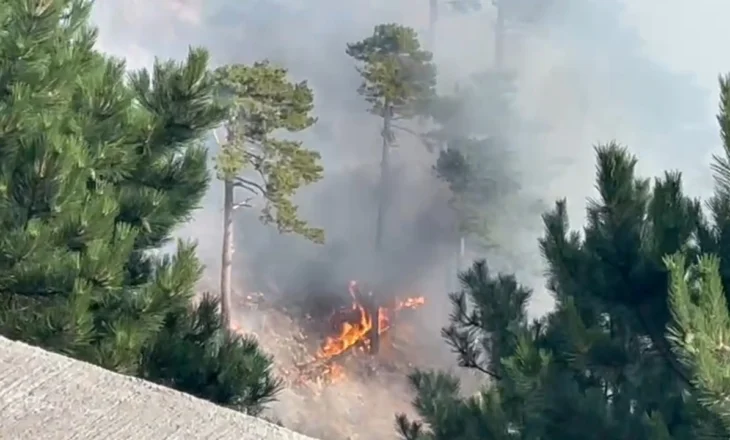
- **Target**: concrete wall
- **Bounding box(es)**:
[0,336,317,440]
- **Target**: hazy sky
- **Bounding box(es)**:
[92,0,730,93]
[624,0,729,95]
[621,0,730,194]
[90,0,730,131]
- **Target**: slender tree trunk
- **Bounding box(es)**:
[366,291,380,355]
[494,0,505,69]
[451,232,465,292]
[427,0,439,52]
[457,235,465,272]
[220,179,234,330]
[374,103,392,251]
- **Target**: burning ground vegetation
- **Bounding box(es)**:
[232,281,432,440]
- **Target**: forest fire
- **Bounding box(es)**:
[317,281,425,360]
[237,280,426,389]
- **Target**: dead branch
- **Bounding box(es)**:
[232,197,254,210]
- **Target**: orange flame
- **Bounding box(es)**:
[316,281,425,359]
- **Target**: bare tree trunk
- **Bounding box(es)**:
[374,103,392,251]
[220,178,234,330]
[494,0,505,68]
[427,0,439,52]
[365,291,380,355]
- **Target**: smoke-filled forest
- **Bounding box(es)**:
[4,0,730,439]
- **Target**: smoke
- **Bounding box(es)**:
[91,0,725,437]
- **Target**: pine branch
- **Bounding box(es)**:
[395,413,425,440]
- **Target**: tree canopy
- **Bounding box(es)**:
[346,23,437,123]
[0,0,279,415]
[213,61,324,242]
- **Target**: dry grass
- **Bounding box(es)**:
[235,294,422,440]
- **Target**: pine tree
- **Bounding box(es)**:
[661,74,730,432]
[397,142,730,439]
[212,61,324,330]
[428,66,536,284]
[424,0,552,278]
[407,9,720,437]
[0,0,279,414]
[434,137,517,267]
[346,24,437,250]
[665,254,730,432]
[139,293,282,416]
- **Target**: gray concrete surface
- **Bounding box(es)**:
[0,336,317,440]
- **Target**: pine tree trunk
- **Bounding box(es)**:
[220,178,234,331]
[374,103,392,251]
[494,0,505,68]
[366,291,380,355]
[457,235,465,272]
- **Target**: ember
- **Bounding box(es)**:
[317,281,425,359]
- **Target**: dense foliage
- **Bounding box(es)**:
[397,77,730,439]
[0,0,279,414]
[213,62,324,242]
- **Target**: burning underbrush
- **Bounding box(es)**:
[317,281,425,359]
[232,281,431,440]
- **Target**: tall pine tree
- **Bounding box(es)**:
[0,0,279,415]
[212,61,324,330]
[430,72,523,271]
[346,24,437,250]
